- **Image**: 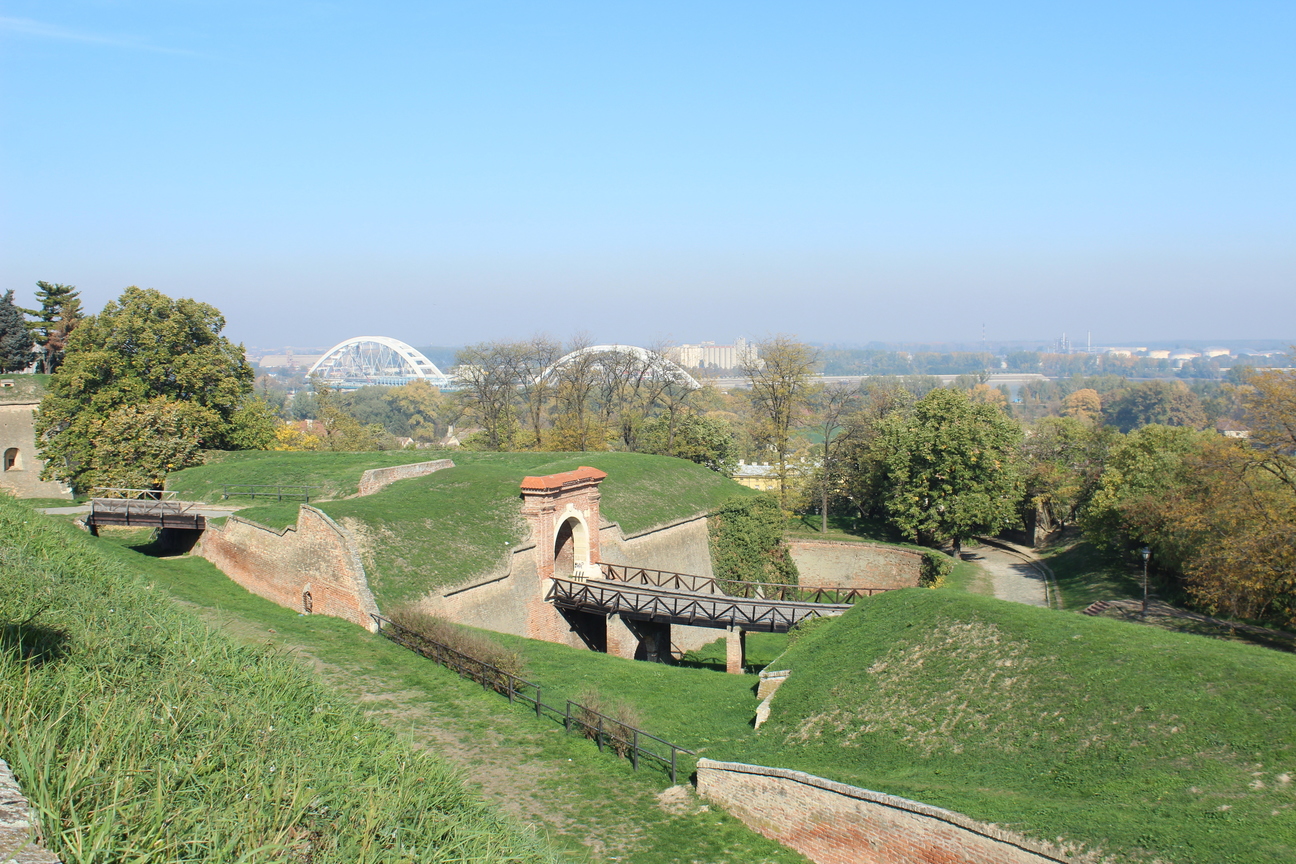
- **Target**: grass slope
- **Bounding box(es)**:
[217,451,756,607]
[165,450,443,501]
[0,497,554,864]
[90,530,808,864]
[741,589,1296,864]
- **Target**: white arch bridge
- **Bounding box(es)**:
[307,337,452,389]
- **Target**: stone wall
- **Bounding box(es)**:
[696,759,1079,864]
[0,757,61,863]
[355,459,454,497]
[199,506,380,631]
[787,539,922,589]
[0,402,72,500]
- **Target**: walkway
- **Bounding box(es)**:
[961,540,1055,608]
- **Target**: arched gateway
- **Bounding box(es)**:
[520,466,606,583]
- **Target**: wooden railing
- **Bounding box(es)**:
[221,484,320,502]
[598,562,893,605]
[372,615,694,784]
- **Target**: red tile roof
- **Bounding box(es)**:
[519,466,608,492]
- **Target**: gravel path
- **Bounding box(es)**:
[962,543,1050,607]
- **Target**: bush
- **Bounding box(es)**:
[920,549,954,587]
[386,607,523,678]
[574,687,643,758]
[709,494,800,588]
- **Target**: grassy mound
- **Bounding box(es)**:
[0,496,554,864]
[745,590,1296,864]
[165,450,444,501]
[210,451,756,606]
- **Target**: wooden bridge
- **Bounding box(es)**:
[546,562,889,634]
[86,489,206,531]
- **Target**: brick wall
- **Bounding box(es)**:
[696,759,1080,864]
[355,459,454,497]
[787,539,923,589]
[199,506,380,631]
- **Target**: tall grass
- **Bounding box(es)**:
[0,496,555,864]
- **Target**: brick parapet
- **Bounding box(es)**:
[355,459,454,497]
[199,506,380,631]
[696,759,1084,864]
[786,539,923,590]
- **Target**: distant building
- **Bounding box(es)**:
[1145,350,1171,360]
[0,377,73,500]
[667,338,757,371]
[732,461,780,492]
[1216,419,1251,439]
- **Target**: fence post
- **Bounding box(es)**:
[597,715,604,752]
[535,686,542,719]
[632,729,638,772]
[670,747,677,786]
[506,673,513,703]
[564,701,571,734]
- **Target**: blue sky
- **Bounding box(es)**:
[2,1,1293,349]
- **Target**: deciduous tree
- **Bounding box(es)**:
[36,286,274,490]
[873,387,1024,557]
[743,335,818,508]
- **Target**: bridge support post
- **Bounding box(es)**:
[605,613,638,660]
[725,626,746,675]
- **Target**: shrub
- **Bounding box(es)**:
[920,549,954,587]
[574,686,643,758]
[386,607,523,678]
[709,494,800,588]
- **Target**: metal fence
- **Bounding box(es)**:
[372,614,695,784]
[220,484,320,502]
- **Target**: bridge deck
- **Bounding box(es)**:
[547,577,853,633]
[87,498,206,530]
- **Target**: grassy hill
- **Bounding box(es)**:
[0,495,555,864]
[165,450,443,501]
[172,451,757,607]
[736,589,1296,863]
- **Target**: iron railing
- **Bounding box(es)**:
[372,615,695,784]
[221,484,320,502]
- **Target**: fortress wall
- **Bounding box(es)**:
[697,759,1079,864]
[0,402,72,500]
[199,506,380,631]
[786,539,922,589]
[355,458,454,497]
[598,514,715,580]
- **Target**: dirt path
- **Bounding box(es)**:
[961,542,1051,607]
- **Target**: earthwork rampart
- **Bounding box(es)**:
[199,506,380,631]
[696,759,1080,864]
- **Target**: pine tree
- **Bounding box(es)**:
[29,281,83,373]
[0,290,34,372]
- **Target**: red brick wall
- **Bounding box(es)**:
[696,759,1079,864]
[199,506,380,631]
[355,459,454,497]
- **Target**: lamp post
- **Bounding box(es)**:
[1140,547,1151,618]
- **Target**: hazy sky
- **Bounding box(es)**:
[3,1,1293,350]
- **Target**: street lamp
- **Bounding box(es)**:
[1140,547,1151,618]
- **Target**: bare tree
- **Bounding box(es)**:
[812,383,860,532]
[504,334,562,447]
[453,342,518,450]
[743,336,820,508]
[550,334,603,450]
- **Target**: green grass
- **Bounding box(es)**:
[0,496,554,864]
[736,589,1296,864]
[89,528,807,864]
[225,452,757,607]
[1040,529,1145,610]
[784,512,896,544]
[3,496,79,508]
[0,373,50,402]
[165,450,443,502]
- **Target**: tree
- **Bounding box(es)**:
[1020,416,1111,536]
[873,387,1024,557]
[1061,388,1101,421]
[27,281,83,373]
[36,286,273,490]
[0,290,34,372]
[453,342,519,450]
[1102,381,1206,433]
[810,383,858,532]
[640,412,736,473]
[312,381,388,451]
[743,336,818,508]
[505,335,562,447]
[547,335,604,451]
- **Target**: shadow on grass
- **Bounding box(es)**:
[0,621,69,666]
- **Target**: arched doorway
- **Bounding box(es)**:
[3,448,19,471]
[553,515,590,580]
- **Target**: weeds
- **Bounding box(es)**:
[574,687,644,758]
[386,607,524,678]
